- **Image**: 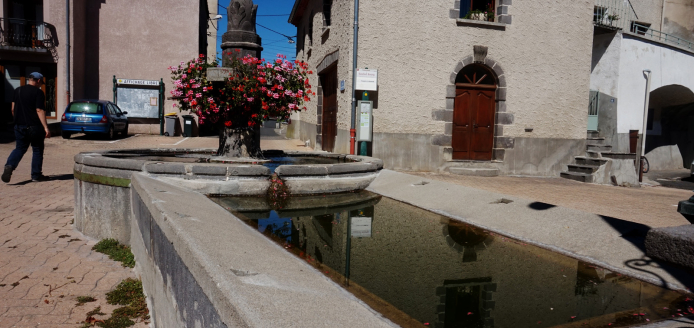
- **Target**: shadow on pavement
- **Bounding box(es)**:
[528,202,557,210]
[599,215,694,291]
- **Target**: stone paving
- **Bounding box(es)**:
[0,129,691,327]
[0,132,302,328]
[410,171,693,228]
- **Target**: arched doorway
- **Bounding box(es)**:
[452,64,497,160]
[644,84,694,170]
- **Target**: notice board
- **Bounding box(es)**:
[114,78,162,119]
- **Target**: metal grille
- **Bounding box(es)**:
[0,18,51,49]
[593,0,638,31]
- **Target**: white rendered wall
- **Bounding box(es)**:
[591,32,622,97]
[616,35,694,133]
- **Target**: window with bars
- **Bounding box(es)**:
[460,0,496,22]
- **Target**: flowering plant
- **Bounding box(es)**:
[169,52,314,129]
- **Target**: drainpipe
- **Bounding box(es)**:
[65,0,70,106]
[349,0,359,155]
[640,69,652,182]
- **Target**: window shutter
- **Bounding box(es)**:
[460,0,471,18]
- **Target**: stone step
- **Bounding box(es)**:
[586,150,602,158]
[587,131,600,138]
[575,156,609,166]
[587,144,612,152]
[601,152,636,160]
[449,167,499,177]
[586,137,605,145]
[560,171,594,183]
[567,164,600,174]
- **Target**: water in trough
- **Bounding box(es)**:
[211,192,693,328]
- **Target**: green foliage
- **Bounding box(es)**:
[97,316,135,328]
[76,295,97,306]
[106,279,144,305]
[92,239,135,268]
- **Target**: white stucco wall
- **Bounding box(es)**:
[616,34,694,133]
[591,32,622,96]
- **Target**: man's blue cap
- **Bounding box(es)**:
[28,72,43,80]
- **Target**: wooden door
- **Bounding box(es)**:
[452,87,495,160]
[320,67,338,152]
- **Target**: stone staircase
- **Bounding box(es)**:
[560,131,612,183]
[560,131,639,186]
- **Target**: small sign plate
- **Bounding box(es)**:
[116,79,160,86]
[207,67,235,82]
[351,216,372,238]
[355,69,378,91]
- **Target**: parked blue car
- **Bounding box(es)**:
[60,100,128,139]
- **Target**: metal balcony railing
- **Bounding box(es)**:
[0,18,53,49]
[593,0,638,31]
[631,23,694,50]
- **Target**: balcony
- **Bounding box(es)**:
[0,18,56,51]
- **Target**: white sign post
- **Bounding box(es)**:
[355,69,378,91]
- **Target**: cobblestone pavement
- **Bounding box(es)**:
[0,131,306,328]
[1,129,690,326]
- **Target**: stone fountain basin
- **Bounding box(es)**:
[74,148,383,195]
[73,148,383,244]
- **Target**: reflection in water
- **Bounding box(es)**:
[212,193,693,328]
[103,151,350,173]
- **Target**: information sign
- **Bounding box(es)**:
[116,79,160,86]
[351,216,372,238]
[358,101,373,142]
[355,69,378,91]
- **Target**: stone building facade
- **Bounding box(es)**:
[0,0,214,135]
[288,0,595,176]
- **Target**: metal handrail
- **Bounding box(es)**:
[0,17,52,49]
[631,23,694,50]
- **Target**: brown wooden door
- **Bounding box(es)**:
[320,67,338,152]
[452,87,495,160]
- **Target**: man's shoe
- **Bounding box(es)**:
[31,175,51,182]
[1,165,12,183]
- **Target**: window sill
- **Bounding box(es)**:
[456,18,506,30]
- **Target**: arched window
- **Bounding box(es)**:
[323,0,333,27]
[455,64,496,87]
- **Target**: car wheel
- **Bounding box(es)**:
[61,131,71,139]
[107,125,115,140]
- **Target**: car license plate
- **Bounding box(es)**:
[76,117,91,122]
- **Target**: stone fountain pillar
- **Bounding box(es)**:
[221,0,263,66]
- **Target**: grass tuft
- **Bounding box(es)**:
[76,296,97,306]
[92,239,135,268]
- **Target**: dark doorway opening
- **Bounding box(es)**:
[320,65,338,152]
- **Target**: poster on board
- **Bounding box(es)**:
[117,87,160,118]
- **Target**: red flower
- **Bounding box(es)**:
[224,121,232,127]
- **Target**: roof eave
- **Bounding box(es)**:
[288,0,309,26]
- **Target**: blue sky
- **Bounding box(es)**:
[215,0,298,63]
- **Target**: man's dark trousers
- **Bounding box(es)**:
[5,125,45,179]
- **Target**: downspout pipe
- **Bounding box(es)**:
[640,69,652,182]
[349,0,359,155]
[66,0,70,106]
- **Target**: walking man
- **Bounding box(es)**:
[2,72,51,183]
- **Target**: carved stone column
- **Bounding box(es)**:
[221,0,263,65]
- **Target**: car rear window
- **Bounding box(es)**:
[67,103,102,114]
